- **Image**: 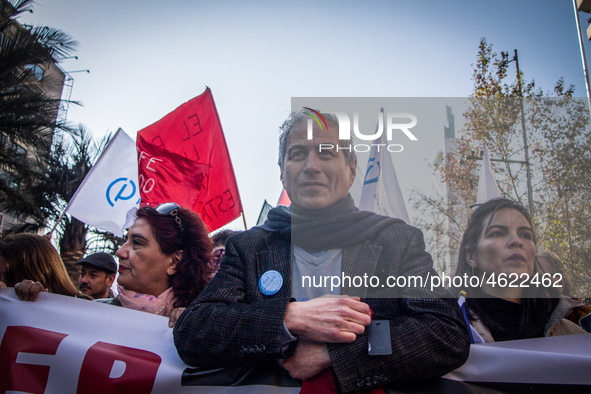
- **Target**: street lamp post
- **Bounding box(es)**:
[573,0,591,115]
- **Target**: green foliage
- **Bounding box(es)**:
[0,0,125,281]
[0,0,76,229]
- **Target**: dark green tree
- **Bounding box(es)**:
[0,1,124,283]
[0,0,77,228]
[0,0,120,283]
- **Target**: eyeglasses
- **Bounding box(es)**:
[210,248,225,268]
[155,202,184,232]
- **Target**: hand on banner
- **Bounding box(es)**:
[168,307,186,328]
[284,296,371,343]
[14,280,47,301]
[278,339,332,380]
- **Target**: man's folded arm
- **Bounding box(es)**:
[327,228,470,393]
[327,297,469,392]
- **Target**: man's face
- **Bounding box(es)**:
[78,265,115,299]
[281,122,356,210]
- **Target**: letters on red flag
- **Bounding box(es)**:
[136,88,243,231]
[136,135,209,210]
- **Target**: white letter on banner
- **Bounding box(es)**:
[138,151,150,166]
[146,157,163,173]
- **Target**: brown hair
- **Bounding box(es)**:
[0,233,85,297]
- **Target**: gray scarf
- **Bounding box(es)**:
[260,194,401,252]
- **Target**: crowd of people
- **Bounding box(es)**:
[1,110,590,392]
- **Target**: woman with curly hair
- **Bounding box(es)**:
[115,202,212,311]
[16,203,213,325]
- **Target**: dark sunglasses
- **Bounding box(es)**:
[155,202,184,232]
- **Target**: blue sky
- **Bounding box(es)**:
[19,0,591,229]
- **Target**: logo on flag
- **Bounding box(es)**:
[106,178,139,207]
[363,157,380,185]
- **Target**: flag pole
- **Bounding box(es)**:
[241,211,247,230]
[47,209,67,239]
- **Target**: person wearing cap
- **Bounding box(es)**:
[174,111,470,393]
[77,252,117,300]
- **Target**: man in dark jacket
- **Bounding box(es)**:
[174,111,469,393]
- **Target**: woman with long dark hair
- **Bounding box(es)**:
[454,198,586,342]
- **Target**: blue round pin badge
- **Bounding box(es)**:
[258,270,283,296]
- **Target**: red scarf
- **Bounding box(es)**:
[300,368,386,394]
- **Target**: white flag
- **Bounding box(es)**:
[358,108,410,223]
[475,144,502,205]
[256,199,273,226]
[66,128,140,237]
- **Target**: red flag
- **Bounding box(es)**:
[136,88,243,231]
[277,189,291,206]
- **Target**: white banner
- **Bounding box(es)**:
[1,288,590,393]
[66,128,140,237]
[0,288,299,393]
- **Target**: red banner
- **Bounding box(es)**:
[136,88,243,231]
